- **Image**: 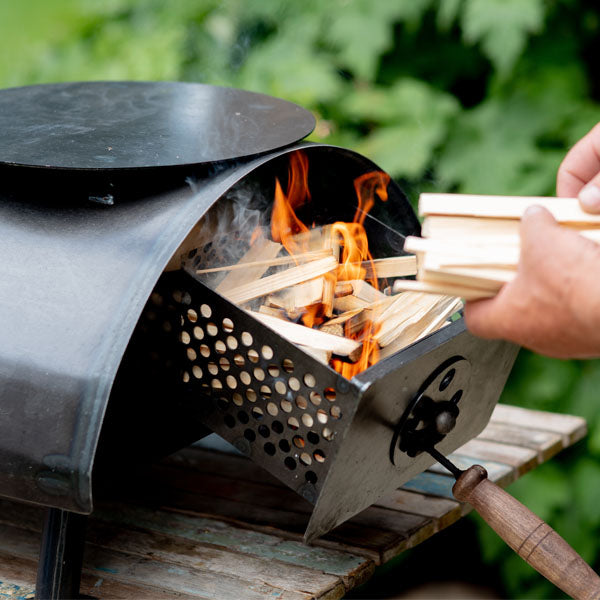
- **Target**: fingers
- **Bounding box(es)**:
[519,205,559,260]
[556,122,600,200]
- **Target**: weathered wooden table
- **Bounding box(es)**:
[0,404,586,599]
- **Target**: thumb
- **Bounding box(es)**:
[519,205,559,258]
[578,172,600,213]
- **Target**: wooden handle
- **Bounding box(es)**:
[453,465,600,600]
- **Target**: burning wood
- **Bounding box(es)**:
[403,193,600,300]
[186,152,464,378]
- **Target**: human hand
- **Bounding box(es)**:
[557,122,600,210]
[464,206,600,358]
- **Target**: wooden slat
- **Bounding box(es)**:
[477,421,563,463]
[491,404,587,446]
[455,438,538,475]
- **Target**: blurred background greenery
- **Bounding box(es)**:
[2,0,599,597]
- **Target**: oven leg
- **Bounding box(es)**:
[35,508,87,600]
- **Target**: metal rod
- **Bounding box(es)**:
[426,446,464,479]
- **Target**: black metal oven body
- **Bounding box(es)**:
[0,82,518,598]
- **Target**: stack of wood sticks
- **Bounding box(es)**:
[392,194,600,300]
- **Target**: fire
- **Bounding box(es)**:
[270,151,311,256]
[269,150,389,377]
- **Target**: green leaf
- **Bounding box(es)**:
[461,0,545,75]
[572,458,600,528]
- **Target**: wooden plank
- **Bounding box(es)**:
[198,250,329,274]
[250,311,361,357]
[427,455,515,487]
[390,278,493,300]
[455,438,538,475]
[375,489,461,530]
[419,193,600,224]
[477,421,563,463]
[0,580,34,600]
[215,237,282,294]
[491,404,587,446]
[224,256,338,304]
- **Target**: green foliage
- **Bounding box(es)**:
[2,1,600,597]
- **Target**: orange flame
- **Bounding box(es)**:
[269,152,389,377]
[270,151,311,256]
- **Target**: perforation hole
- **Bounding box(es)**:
[192,366,203,379]
[287,417,300,431]
[268,365,280,377]
[253,368,265,381]
[258,425,270,438]
[162,321,172,333]
[279,439,290,453]
[181,292,191,305]
[215,340,227,354]
[296,396,308,410]
[206,323,218,336]
[226,375,237,389]
[219,357,230,371]
[193,326,204,340]
[180,331,191,345]
[316,410,328,424]
[304,373,316,388]
[307,431,319,445]
[284,457,297,470]
[200,304,212,318]
[314,449,326,463]
[305,471,317,484]
[211,379,223,390]
[232,393,243,407]
[289,377,300,391]
[224,415,235,428]
[244,429,256,442]
[302,414,314,428]
[272,421,284,434]
[282,359,294,373]
[151,293,163,306]
[222,318,234,333]
[266,402,278,416]
[182,371,190,383]
[280,400,292,413]
[240,371,251,385]
[200,344,210,358]
[186,348,197,361]
[246,389,257,402]
[293,436,305,449]
[233,353,245,367]
[172,290,183,303]
[330,406,342,419]
[237,411,249,424]
[261,345,274,360]
[208,362,218,376]
[274,381,287,395]
[300,453,312,466]
[248,349,260,363]
[260,385,272,399]
[310,392,322,406]
[322,427,334,441]
[264,442,276,456]
[216,397,228,411]
[187,309,198,323]
[241,332,253,346]
[227,335,238,350]
[324,388,337,401]
[251,407,264,420]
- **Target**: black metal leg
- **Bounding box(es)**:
[35,508,87,600]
